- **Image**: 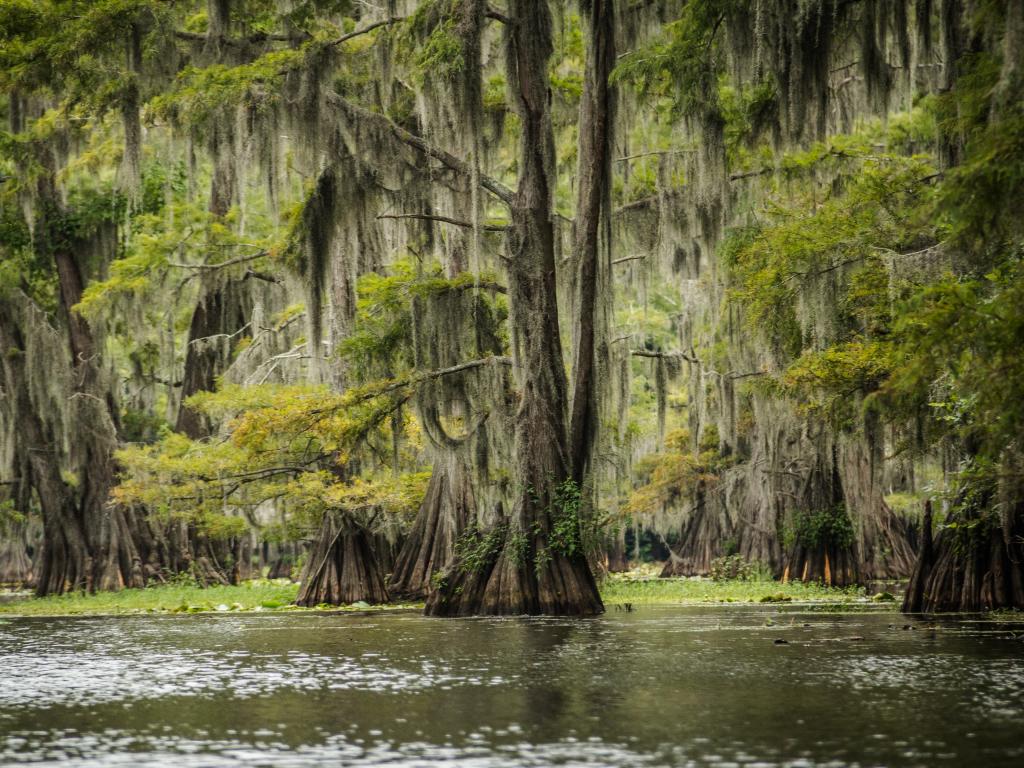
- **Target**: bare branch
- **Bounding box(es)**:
[631,349,700,364]
[328,17,405,48]
[326,91,516,206]
[378,356,513,396]
[486,7,511,24]
[616,149,694,162]
[168,252,268,271]
[376,213,509,231]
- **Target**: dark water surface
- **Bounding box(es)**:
[1,606,1022,766]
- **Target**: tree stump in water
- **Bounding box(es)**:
[296,512,389,606]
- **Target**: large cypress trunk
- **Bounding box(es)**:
[296,512,390,606]
[52,218,146,593]
[903,501,1024,612]
[425,0,603,617]
[0,299,143,595]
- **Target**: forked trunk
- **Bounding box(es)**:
[425,0,602,616]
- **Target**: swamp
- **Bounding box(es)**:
[1,0,1023,765]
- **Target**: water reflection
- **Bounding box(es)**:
[1,607,1022,766]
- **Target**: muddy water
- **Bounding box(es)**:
[1,606,1022,766]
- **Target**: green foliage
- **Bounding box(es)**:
[938,457,1001,553]
[454,521,507,574]
[115,379,429,539]
[0,499,26,533]
[612,2,742,121]
[149,48,307,129]
[402,0,476,84]
[338,259,507,375]
[709,554,767,582]
[543,477,585,559]
[600,574,867,606]
[784,505,855,552]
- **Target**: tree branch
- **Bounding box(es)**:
[631,349,700,364]
[376,213,509,231]
[174,30,307,46]
[168,252,267,271]
[325,91,516,206]
[379,356,513,396]
[328,17,405,48]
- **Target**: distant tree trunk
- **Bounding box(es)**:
[903,499,935,610]
[296,512,390,606]
[425,0,603,616]
[174,278,251,437]
[604,525,629,572]
[659,480,732,577]
[0,522,34,586]
[0,427,36,586]
[118,22,143,205]
[780,448,859,587]
[175,115,249,438]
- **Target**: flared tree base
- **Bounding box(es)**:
[903,519,1024,612]
[296,513,389,606]
[424,531,604,617]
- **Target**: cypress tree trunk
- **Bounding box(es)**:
[296,512,389,606]
[902,500,1024,612]
[175,278,251,437]
[0,297,144,595]
[388,455,474,599]
[0,317,88,593]
[425,0,603,616]
[568,0,615,484]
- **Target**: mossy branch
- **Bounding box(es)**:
[325,91,516,206]
[376,213,509,231]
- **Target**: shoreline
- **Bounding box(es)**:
[0,575,900,618]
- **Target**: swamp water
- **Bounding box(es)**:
[0,606,1022,767]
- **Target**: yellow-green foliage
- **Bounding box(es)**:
[115,381,428,537]
[626,428,730,516]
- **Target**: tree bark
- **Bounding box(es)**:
[0,305,91,594]
[175,278,251,437]
[296,511,390,606]
[568,0,616,484]
[902,499,1024,612]
[388,455,474,599]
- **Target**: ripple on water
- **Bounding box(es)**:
[1,609,1023,767]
